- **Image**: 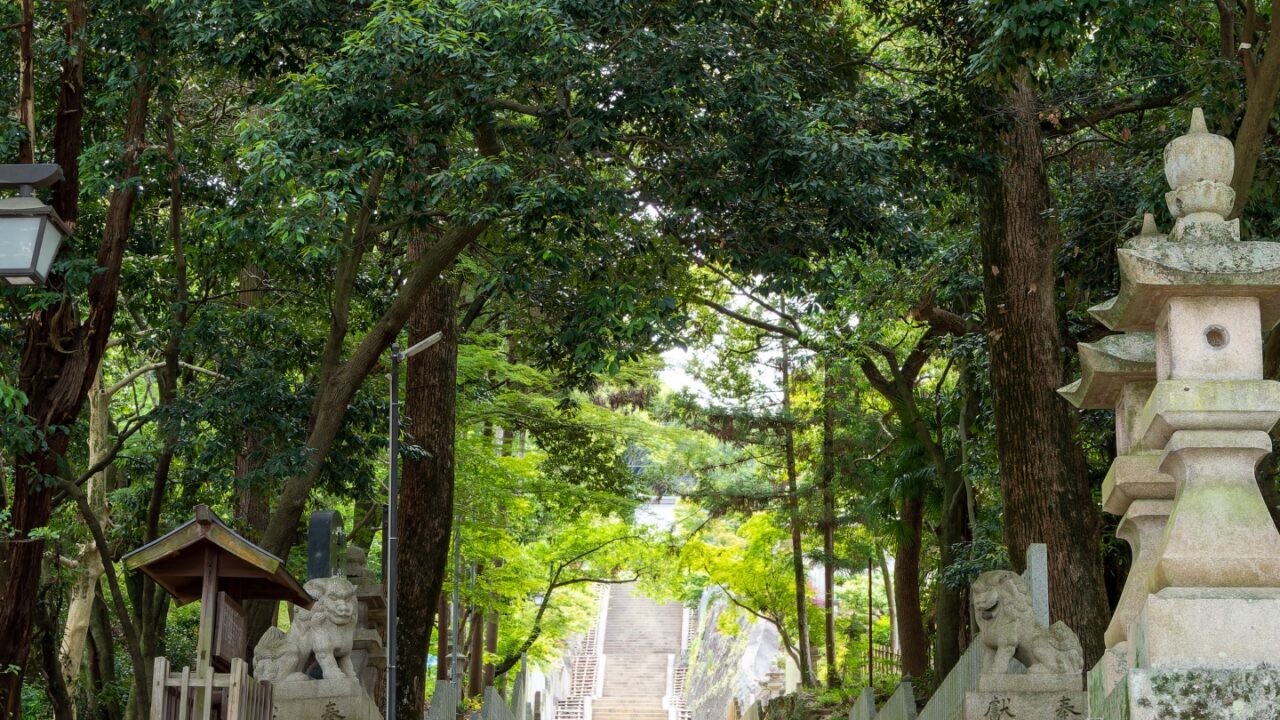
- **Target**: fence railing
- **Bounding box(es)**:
[509,655,531,720]
[484,687,517,720]
[149,658,272,720]
[916,636,983,720]
[876,680,916,720]
[428,680,461,720]
[849,687,877,720]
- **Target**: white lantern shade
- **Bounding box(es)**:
[0,197,69,286]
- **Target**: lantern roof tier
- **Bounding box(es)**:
[1089,241,1280,332]
[1058,332,1157,409]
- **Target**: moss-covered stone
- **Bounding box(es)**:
[1127,667,1280,720]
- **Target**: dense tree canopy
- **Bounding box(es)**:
[4,0,1280,717]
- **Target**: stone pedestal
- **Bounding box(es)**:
[965,675,1086,720]
[1133,588,1280,669]
[1152,428,1280,590]
[272,676,383,720]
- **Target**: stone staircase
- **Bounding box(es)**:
[591,585,684,720]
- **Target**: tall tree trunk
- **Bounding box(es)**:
[15,0,34,164]
[235,266,272,543]
[935,464,967,677]
[977,76,1108,666]
[483,559,503,689]
[34,584,74,720]
[1227,6,1280,220]
[894,497,928,679]
[59,369,111,690]
[86,593,121,720]
[52,0,85,227]
[467,600,485,698]
[0,9,152,711]
[780,338,814,687]
[395,273,459,717]
[436,597,451,681]
[245,221,485,652]
[820,367,839,688]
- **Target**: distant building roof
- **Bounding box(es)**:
[122,504,312,608]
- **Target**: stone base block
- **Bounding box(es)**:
[272,677,381,720]
[1135,588,1280,669]
[977,673,1081,693]
[1108,667,1280,720]
[1087,644,1131,717]
[964,690,1086,720]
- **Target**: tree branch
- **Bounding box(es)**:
[693,297,803,341]
[1044,92,1186,137]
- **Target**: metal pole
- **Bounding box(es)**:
[867,557,873,688]
[450,520,462,681]
[387,345,400,720]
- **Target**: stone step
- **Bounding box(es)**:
[564,585,686,720]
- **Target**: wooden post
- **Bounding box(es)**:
[196,544,220,672]
[196,545,220,720]
[228,657,245,719]
[177,666,191,720]
[199,664,214,720]
[151,657,168,720]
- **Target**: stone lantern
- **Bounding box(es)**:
[1063,109,1280,717]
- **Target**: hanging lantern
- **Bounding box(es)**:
[0,164,69,286]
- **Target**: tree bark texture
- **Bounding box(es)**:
[820,368,839,688]
[436,598,451,681]
[1225,5,1280,219]
[16,0,35,164]
[935,452,969,676]
[34,587,74,720]
[780,340,814,687]
[395,274,459,717]
[468,600,484,698]
[894,496,929,680]
[978,77,1109,667]
[59,371,111,687]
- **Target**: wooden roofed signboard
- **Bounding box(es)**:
[123,504,312,674]
[123,504,312,606]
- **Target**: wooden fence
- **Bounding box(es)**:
[870,644,901,677]
[149,658,272,720]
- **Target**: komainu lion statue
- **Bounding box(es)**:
[253,576,358,682]
[971,570,1083,675]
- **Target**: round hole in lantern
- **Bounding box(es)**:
[1204,325,1229,349]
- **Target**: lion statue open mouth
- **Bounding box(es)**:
[254,575,359,682]
[971,570,1083,675]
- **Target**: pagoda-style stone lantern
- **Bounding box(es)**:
[1063,109,1280,717]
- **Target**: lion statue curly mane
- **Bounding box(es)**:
[971,570,1083,675]
[253,575,358,682]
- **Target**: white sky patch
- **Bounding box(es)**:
[658,345,708,396]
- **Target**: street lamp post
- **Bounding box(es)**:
[387,330,443,720]
[0,163,69,286]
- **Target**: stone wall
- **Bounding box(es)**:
[685,590,786,720]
